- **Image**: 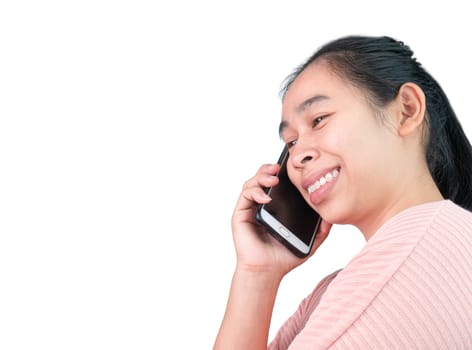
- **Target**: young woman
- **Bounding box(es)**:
[214,36,472,349]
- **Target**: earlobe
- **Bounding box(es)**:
[396,82,426,137]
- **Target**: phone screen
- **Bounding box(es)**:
[256,147,321,257]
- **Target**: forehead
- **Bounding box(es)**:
[283,61,359,115]
[283,62,342,108]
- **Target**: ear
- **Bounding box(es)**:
[395,82,426,137]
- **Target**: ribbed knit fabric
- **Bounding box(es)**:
[269,200,472,349]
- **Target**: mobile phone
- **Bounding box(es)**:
[255,146,321,258]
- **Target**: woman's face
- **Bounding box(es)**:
[280,61,404,235]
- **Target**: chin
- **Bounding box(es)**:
[315,200,351,225]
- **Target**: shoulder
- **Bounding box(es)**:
[268,269,341,350]
[289,200,472,348]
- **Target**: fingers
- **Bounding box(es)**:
[317,220,333,242]
[237,164,280,210]
[243,164,279,191]
[308,220,332,257]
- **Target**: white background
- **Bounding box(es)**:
[1,1,471,349]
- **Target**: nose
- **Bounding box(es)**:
[290,142,320,168]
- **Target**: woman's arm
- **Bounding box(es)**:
[213,163,332,349]
[213,268,281,350]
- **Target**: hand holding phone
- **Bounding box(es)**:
[255,147,322,258]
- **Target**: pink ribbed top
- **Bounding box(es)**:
[269,200,472,349]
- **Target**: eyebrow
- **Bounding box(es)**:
[279,94,329,137]
[296,94,329,114]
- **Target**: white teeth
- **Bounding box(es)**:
[308,169,339,194]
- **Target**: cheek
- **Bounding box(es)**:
[322,122,375,176]
[287,165,301,188]
[287,166,309,201]
[320,124,354,158]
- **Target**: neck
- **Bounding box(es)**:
[358,170,444,240]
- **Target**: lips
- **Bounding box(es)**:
[307,168,340,194]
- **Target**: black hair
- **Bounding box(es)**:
[280,35,472,211]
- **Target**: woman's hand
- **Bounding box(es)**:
[214,164,332,349]
[231,163,332,279]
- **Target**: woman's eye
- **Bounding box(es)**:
[286,140,297,148]
[312,115,328,128]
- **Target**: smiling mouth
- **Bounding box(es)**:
[307,168,340,194]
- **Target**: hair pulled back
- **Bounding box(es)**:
[281,36,472,211]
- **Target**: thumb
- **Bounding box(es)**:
[312,219,332,251]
